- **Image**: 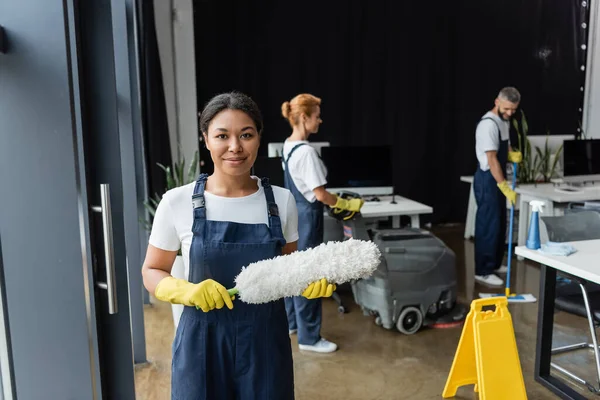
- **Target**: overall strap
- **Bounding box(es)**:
[261,177,285,245]
[284,143,308,165]
[480,117,504,142]
[191,173,209,231]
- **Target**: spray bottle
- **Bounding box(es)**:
[526,201,545,250]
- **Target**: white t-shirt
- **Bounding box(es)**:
[475,111,510,171]
[148,177,299,280]
[282,140,328,202]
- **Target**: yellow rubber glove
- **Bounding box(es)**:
[497,181,517,205]
[302,278,336,299]
[154,276,234,312]
[333,196,364,212]
[508,150,522,163]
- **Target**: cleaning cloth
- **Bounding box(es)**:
[538,241,577,256]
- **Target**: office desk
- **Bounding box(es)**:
[359,195,433,228]
[515,184,600,249]
[516,240,600,399]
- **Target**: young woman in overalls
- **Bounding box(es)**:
[142,92,335,399]
[281,93,364,353]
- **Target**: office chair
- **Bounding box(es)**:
[541,211,600,393]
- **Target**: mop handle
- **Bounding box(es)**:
[505,162,517,296]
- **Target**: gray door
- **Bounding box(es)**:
[0,1,136,399]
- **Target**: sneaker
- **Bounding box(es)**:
[495,265,509,274]
[298,338,338,353]
[475,274,504,287]
[288,329,297,335]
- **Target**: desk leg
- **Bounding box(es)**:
[517,195,530,260]
[465,182,476,239]
[535,265,587,399]
[410,215,420,229]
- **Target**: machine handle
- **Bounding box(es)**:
[91,184,118,314]
[471,296,508,311]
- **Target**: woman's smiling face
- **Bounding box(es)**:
[203,109,260,177]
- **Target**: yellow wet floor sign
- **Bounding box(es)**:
[442,297,527,399]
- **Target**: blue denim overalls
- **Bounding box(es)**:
[474,117,509,276]
[283,143,324,345]
[171,174,295,400]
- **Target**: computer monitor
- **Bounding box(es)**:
[252,156,285,187]
[267,142,330,158]
[321,145,393,195]
[563,139,600,180]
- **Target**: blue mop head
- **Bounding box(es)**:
[478,293,537,303]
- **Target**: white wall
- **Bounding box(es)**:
[584,0,600,139]
[153,0,199,167]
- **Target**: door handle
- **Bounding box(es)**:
[0,25,7,54]
[91,184,118,314]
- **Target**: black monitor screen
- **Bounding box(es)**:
[252,157,285,187]
[563,139,600,176]
[321,145,393,188]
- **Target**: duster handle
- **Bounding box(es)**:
[195,287,239,310]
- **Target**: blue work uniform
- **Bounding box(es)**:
[474,117,509,276]
[283,143,324,345]
[171,174,295,400]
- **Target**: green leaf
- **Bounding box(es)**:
[521,110,528,136]
[179,159,185,185]
[165,166,175,189]
[139,216,153,231]
[550,143,564,179]
[513,119,520,145]
[157,162,169,174]
[187,151,199,183]
[143,202,156,217]
[140,150,201,231]
[173,159,183,188]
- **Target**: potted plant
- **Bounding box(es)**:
[512,110,563,184]
[143,150,199,329]
[142,150,199,229]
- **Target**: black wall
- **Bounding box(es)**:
[192,0,588,224]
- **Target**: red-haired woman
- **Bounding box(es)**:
[281,93,363,353]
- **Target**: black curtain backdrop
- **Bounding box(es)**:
[192,0,588,224]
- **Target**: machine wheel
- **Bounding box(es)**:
[375,316,383,326]
[338,305,346,314]
[396,306,423,335]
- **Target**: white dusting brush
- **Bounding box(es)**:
[230,238,381,304]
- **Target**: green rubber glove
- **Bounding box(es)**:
[154,276,234,312]
[333,196,364,212]
[302,278,336,299]
[497,181,517,205]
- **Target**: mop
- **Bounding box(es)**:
[224,238,381,304]
[479,162,537,303]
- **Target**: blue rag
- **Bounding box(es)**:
[538,241,577,256]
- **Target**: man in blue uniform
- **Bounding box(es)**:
[474,87,523,287]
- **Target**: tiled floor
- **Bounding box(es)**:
[134,224,595,399]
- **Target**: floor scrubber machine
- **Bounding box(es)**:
[327,191,467,334]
